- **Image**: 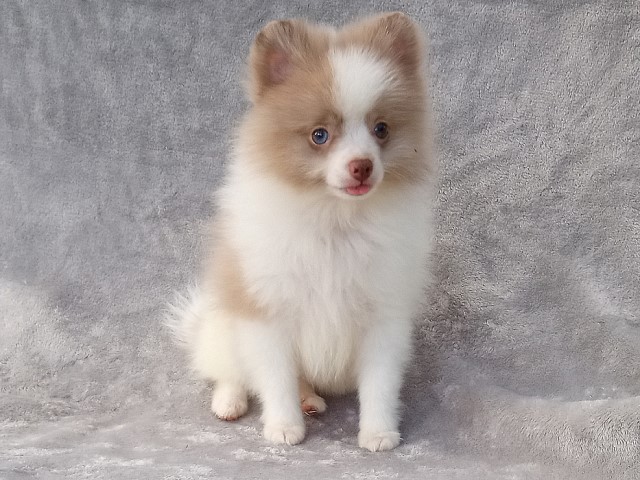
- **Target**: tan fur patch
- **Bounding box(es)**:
[241,20,339,189]
[371,90,433,185]
[203,220,265,319]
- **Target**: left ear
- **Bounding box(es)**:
[345,12,426,75]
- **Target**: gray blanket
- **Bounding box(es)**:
[1,1,639,479]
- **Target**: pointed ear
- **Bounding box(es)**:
[349,12,426,75]
[247,19,311,102]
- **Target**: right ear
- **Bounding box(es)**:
[247,19,311,102]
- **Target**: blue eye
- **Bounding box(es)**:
[311,128,329,145]
[373,122,389,140]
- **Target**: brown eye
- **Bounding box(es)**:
[373,122,389,140]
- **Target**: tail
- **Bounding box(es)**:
[164,285,208,352]
[164,285,237,382]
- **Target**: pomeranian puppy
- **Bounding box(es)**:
[169,12,434,452]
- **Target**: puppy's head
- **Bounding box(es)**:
[240,13,431,199]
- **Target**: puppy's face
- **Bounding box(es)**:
[240,13,430,199]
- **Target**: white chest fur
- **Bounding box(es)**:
[218,173,432,393]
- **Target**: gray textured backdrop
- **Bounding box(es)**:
[1,1,639,479]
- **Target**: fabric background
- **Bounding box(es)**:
[1,1,639,478]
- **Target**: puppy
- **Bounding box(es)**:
[169,12,434,452]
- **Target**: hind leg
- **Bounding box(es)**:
[299,378,327,416]
[179,294,249,421]
[211,382,248,421]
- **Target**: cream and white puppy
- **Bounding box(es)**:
[169,12,434,452]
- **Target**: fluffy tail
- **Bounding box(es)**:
[164,285,238,383]
[164,285,207,353]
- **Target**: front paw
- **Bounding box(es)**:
[263,421,306,445]
[358,430,401,452]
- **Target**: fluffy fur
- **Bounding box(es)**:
[168,12,435,452]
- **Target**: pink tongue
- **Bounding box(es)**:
[346,184,371,196]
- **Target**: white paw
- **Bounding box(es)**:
[263,422,306,445]
[301,394,327,415]
[358,430,401,452]
[211,386,248,421]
